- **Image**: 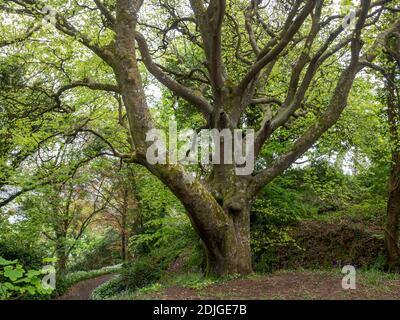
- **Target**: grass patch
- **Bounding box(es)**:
[103,282,165,300]
[358,269,400,288]
[163,272,217,289]
[308,200,386,225]
[101,272,240,300]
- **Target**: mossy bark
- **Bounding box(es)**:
[145,164,254,276]
[203,206,253,276]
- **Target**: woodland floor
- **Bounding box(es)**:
[55,270,400,300]
[129,271,400,300]
[57,274,115,300]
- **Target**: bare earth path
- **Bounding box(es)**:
[57,271,400,300]
[58,274,115,300]
[135,271,400,300]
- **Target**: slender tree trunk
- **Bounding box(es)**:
[121,213,128,262]
[384,73,400,271]
[55,238,68,274]
[121,231,127,262]
[385,154,400,270]
[121,191,128,262]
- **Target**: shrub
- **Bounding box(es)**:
[0,241,44,270]
[121,248,175,289]
[89,250,173,299]
[0,256,54,300]
[118,208,203,291]
[91,275,125,300]
[251,198,300,272]
[69,230,121,272]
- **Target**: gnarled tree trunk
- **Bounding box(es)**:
[197,181,253,276]
[0,0,387,278]
[202,206,252,276]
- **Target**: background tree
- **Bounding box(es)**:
[99,165,141,262]
[385,60,400,271]
[22,170,110,273]
[365,20,400,270]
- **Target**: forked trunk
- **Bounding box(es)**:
[196,200,253,276]
[113,1,255,277]
[204,214,252,276]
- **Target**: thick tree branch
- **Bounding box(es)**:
[55,80,120,96]
[189,0,226,111]
[135,31,212,119]
[93,0,116,28]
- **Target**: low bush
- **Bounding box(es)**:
[0,256,54,300]
[117,208,203,290]
[90,275,125,300]
[90,248,185,300]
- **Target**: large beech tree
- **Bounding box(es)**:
[1,0,399,275]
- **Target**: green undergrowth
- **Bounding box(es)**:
[90,244,205,300]
[92,199,389,300]
[252,199,387,273]
[91,271,241,300]
[91,208,206,300]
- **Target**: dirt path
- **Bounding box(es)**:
[135,271,400,300]
[58,274,115,300]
